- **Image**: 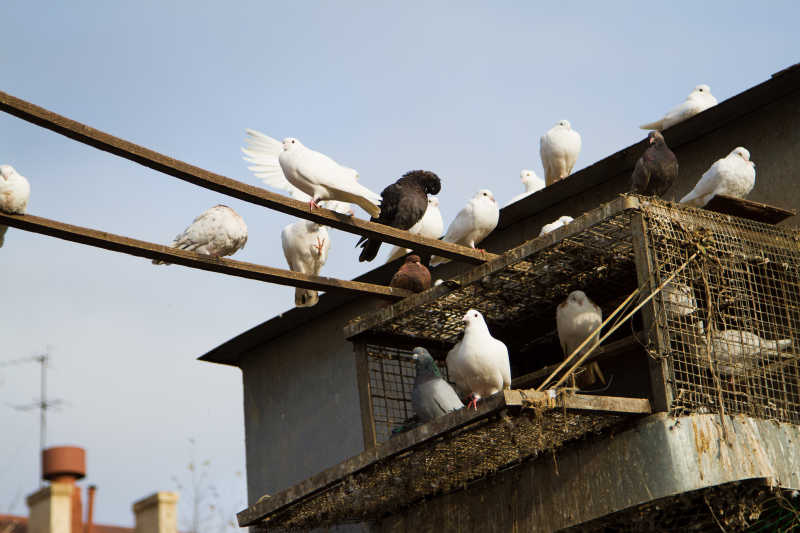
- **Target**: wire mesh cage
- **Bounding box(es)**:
[349,196,800,436]
[641,203,800,424]
[366,344,451,443]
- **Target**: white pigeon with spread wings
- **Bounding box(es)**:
[153,205,247,265]
[640,85,718,131]
[446,309,511,410]
[430,190,498,266]
[507,169,545,205]
[710,329,793,377]
[539,215,574,236]
[557,291,605,388]
[241,129,380,217]
[0,165,31,248]
[281,219,331,307]
[680,147,755,207]
[385,196,444,263]
[540,120,581,186]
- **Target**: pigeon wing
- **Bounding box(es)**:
[242,129,311,202]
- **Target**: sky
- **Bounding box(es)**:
[1,0,798,528]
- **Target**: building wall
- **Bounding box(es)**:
[238,88,800,516]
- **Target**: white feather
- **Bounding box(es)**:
[446,309,511,402]
[640,84,718,131]
[540,120,581,186]
[153,205,247,265]
[281,220,331,307]
[430,190,499,266]
[680,147,755,207]
[0,165,31,249]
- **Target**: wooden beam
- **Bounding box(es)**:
[0,90,495,264]
[503,389,652,414]
[703,194,796,225]
[0,211,413,299]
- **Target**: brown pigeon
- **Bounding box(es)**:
[631,131,678,198]
[357,170,441,262]
[390,255,432,293]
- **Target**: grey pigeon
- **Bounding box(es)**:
[631,131,678,197]
[411,347,464,422]
[357,170,441,262]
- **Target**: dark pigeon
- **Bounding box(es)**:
[390,255,431,293]
[357,170,441,262]
[631,131,678,197]
[411,347,463,422]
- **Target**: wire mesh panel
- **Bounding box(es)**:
[641,203,800,424]
[366,344,450,443]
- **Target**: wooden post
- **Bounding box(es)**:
[353,343,377,450]
[630,213,673,412]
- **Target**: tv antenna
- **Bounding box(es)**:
[4,351,66,484]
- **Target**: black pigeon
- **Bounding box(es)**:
[357,170,441,262]
[631,131,679,197]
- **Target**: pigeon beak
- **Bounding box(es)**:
[649,137,655,145]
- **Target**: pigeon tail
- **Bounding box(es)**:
[639,119,664,131]
[0,225,7,248]
[358,239,382,262]
[679,190,708,207]
[295,288,319,307]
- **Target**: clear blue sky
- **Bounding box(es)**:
[1,0,798,527]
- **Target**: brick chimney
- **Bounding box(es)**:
[132,493,179,533]
[26,447,86,533]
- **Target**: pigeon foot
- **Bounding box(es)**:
[467,396,479,410]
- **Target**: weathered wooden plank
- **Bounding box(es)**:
[504,389,651,414]
[0,212,413,299]
[343,196,643,339]
[704,195,795,225]
[353,343,377,450]
[0,90,495,264]
[631,213,673,412]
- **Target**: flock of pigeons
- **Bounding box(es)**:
[0,84,770,412]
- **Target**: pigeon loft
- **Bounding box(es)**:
[238,195,800,530]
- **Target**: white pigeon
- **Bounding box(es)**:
[709,329,793,377]
[411,347,464,422]
[507,169,545,205]
[540,120,582,186]
[680,147,756,207]
[0,165,31,248]
[556,291,605,388]
[662,281,705,340]
[385,196,444,263]
[153,205,248,265]
[446,309,511,410]
[539,215,574,236]
[281,219,331,307]
[430,189,499,266]
[241,129,381,217]
[640,84,718,131]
